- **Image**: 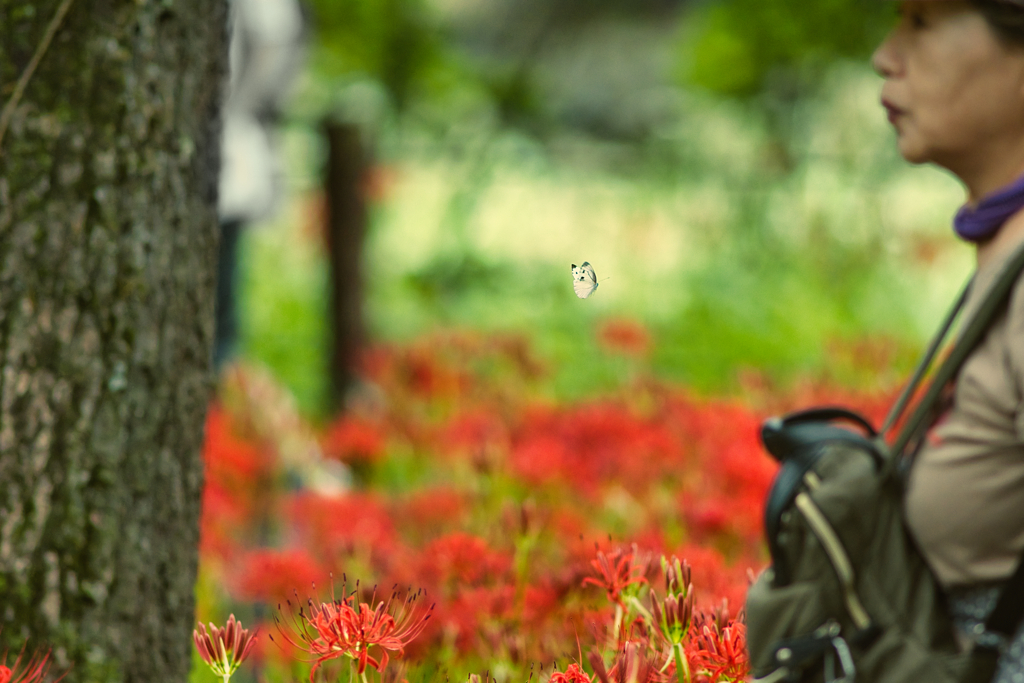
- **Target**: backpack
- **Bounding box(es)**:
[745,242,1024,683]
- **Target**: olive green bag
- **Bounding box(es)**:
[745,243,1024,683]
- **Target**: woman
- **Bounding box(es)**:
[873,1,1024,680]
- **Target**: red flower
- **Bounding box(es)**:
[199,405,274,559]
[233,549,324,603]
[193,614,258,679]
[199,480,247,561]
[689,620,749,683]
[589,642,661,683]
[0,641,63,683]
[286,491,396,561]
[393,488,466,538]
[418,532,512,590]
[322,415,386,464]
[550,662,593,683]
[597,318,652,358]
[203,406,272,488]
[582,547,650,608]
[429,584,518,654]
[439,409,509,459]
[511,402,680,497]
[273,585,434,681]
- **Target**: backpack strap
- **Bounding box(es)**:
[888,241,1024,462]
[761,409,887,586]
[876,241,1024,683]
[878,281,969,438]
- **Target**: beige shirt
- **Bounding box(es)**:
[905,237,1024,587]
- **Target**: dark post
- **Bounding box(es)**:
[323,120,369,411]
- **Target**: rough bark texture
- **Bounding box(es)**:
[0,1,225,681]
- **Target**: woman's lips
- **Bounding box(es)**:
[882,99,905,124]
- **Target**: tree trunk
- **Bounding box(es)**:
[324,121,369,410]
[0,1,225,682]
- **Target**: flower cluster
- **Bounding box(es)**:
[195,328,898,682]
[271,583,434,681]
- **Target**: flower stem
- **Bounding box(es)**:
[613,604,624,646]
[673,642,691,683]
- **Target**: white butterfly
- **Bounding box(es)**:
[571,262,599,299]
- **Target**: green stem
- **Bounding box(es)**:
[612,604,624,648]
[673,642,691,683]
[627,595,655,626]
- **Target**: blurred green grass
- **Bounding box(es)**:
[238,63,970,418]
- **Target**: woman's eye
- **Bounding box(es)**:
[905,9,927,28]
[896,6,927,29]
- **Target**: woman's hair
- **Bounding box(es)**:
[971,0,1024,46]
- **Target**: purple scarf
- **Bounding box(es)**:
[954,173,1024,242]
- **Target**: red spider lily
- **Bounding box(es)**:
[597,318,652,358]
[0,641,64,683]
[651,556,695,647]
[550,662,593,683]
[589,642,661,683]
[322,415,387,464]
[393,488,467,538]
[661,557,692,597]
[650,587,693,647]
[428,584,516,655]
[665,545,749,615]
[233,548,324,603]
[439,409,510,459]
[688,620,749,683]
[192,329,877,681]
[273,583,434,681]
[285,491,396,559]
[203,406,272,489]
[582,547,650,608]
[193,614,258,680]
[418,532,513,590]
[511,401,680,498]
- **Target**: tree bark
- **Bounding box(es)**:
[0,1,225,682]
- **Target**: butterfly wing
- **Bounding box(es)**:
[572,261,599,299]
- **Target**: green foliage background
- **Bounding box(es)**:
[232,0,969,419]
[684,0,891,97]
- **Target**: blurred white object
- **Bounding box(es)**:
[218,0,305,224]
[221,363,352,496]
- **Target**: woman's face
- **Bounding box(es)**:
[872,1,1024,184]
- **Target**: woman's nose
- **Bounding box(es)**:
[872,33,900,78]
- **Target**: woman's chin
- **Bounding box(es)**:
[896,137,931,166]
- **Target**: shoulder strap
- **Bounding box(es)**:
[970,243,1024,681]
[878,281,969,438]
[876,241,1024,683]
[886,241,1024,462]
